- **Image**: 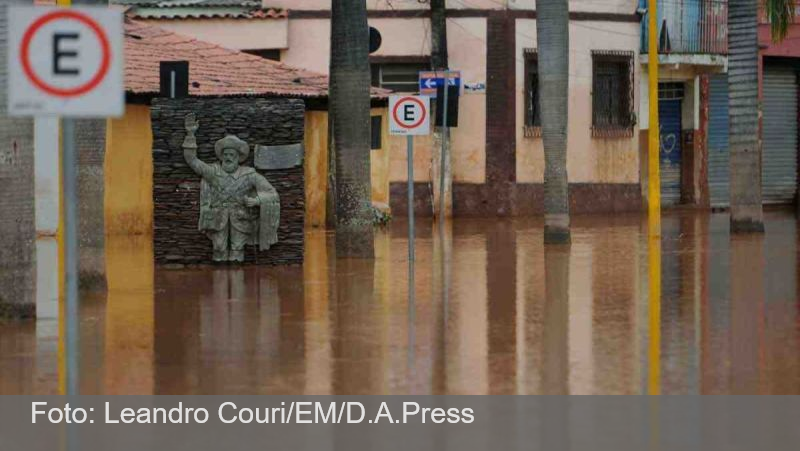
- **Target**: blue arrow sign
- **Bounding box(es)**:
[419,71,461,97]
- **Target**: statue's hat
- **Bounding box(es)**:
[214,135,249,163]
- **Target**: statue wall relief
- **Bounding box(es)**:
[151,98,305,266]
[182,114,280,262]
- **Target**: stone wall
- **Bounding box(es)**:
[151,97,305,266]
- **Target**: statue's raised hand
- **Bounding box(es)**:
[185,113,199,134]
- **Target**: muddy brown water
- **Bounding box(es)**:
[1,210,799,394]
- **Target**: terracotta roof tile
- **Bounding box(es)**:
[124,19,390,100]
[115,1,289,21]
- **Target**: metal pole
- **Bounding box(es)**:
[647,0,661,222]
[407,134,415,262]
[62,118,79,397]
[647,0,661,396]
[439,71,449,223]
[407,134,416,380]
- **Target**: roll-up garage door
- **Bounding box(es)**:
[762,65,798,204]
[708,74,729,207]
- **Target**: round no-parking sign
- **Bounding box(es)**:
[7,6,124,117]
[389,95,430,136]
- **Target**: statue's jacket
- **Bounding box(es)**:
[193,161,280,251]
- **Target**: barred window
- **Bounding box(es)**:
[370,63,429,93]
[524,49,541,130]
[591,50,635,138]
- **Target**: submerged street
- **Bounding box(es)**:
[1,210,799,395]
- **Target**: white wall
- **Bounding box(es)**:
[517,19,641,184]
[141,18,288,51]
[513,0,637,13]
[268,0,508,10]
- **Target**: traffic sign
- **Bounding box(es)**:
[389,95,430,136]
[419,70,461,97]
[7,6,124,117]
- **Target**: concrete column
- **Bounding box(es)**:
[34,118,59,235]
[34,118,60,320]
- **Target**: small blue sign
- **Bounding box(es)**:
[419,71,461,97]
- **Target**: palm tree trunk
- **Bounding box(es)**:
[728,0,764,233]
[330,0,374,257]
[0,0,35,319]
[538,0,571,244]
[430,0,452,219]
[430,0,448,70]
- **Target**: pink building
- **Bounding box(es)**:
[120,0,646,217]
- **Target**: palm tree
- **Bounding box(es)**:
[430,0,451,219]
[728,0,794,233]
[329,0,374,257]
[0,0,35,318]
[537,0,571,244]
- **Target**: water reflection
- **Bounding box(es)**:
[2,211,800,394]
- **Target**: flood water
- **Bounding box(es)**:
[2,210,799,395]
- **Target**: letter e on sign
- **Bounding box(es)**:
[389,95,430,136]
[7,6,124,117]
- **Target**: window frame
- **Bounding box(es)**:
[591,50,635,138]
[523,48,541,138]
[241,48,281,61]
[370,115,382,150]
[369,58,430,93]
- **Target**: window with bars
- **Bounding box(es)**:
[658,82,685,99]
[524,49,541,136]
[591,50,635,137]
[370,63,429,93]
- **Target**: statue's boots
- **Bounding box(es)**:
[230,250,245,262]
[213,249,229,261]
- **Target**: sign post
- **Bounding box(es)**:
[439,72,449,224]
[61,117,78,397]
[389,95,431,265]
[7,5,124,397]
[420,70,459,220]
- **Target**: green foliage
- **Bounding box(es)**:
[370,203,392,226]
[765,0,797,42]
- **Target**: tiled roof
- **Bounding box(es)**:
[130,7,286,20]
[115,0,261,7]
[124,20,389,100]
[114,1,286,20]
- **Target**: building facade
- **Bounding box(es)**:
[105,19,389,236]
[755,3,800,207]
[124,0,645,216]
[103,1,800,214]
[700,1,800,209]
[639,0,727,208]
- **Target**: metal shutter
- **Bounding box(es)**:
[708,74,729,207]
[659,99,683,206]
[762,65,798,204]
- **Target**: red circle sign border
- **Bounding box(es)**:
[20,10,112,98]
[392,96,427,129]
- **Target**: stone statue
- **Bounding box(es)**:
[182,113,280,262]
